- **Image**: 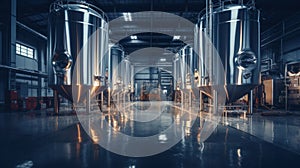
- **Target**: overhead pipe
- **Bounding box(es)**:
[16,21,47,40]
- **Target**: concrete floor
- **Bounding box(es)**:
[1,103,300,168]
[223,113,300,155]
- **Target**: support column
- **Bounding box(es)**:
[86,89,91,113]
[100,91,104,110]
[107,88,111,107]
[180,90,184,108]
[37,44,43,110]
[54,90,59,115]
[284,64,288,112]
[213,90,218,115]
[123,91,126,108]
[0,0,17,110]
[189,91,192,106]
[248,90,253,115]
[199,90,203,112]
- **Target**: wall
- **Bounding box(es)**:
[15,24,47,98]
[261,13,300,67]
[260,13,300,108]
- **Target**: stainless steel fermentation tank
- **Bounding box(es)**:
[106,44,124,107]
[108,44,124,91]
[107,44,133,106]
[196,3,260,103]
[107,44,132,91]
[121,57,133,91]
[173,45,198,105]
[48,0,109,112]
[173,54,181,91]
[173,45,198,90]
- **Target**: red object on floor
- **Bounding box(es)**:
[26,97,37,111]
[9,90,18,100]
[10,100,18,111]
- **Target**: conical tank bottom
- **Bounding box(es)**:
[225,84,256,103]
[197,84,256,103]
[50,85,72,101]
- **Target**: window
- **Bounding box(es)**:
[16,43,34,58]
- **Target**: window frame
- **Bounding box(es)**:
[16,42,35,59]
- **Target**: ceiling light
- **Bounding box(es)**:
[123,12,132,22]
[173,35,180,40]
[130,35,137,40]
[160,58,166,62]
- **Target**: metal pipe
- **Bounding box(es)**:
[117,93,120,107]
[248,90,253,115]
[189,91,192,106]
[107,88,111,107]
[123,91,126,108]
[199,90,203,112]
[285,64,288,111]
[0,64,48,77]
[86,89,91,113]
[16,21,47,40]
[208,0,213,85]
[213,90,218,115]
[100,91,104,110]
[54,90,59,115]
[181,90,184,107]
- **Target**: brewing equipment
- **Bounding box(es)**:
[48,0,109,113]
[179,45,198,89]
[108,44,124,91]
[106,44,124,107]
[195,1,260,103]
[121,57,132,91]
[172,45,198,105]
[173,53,181,91]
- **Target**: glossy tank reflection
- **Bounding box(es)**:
[195,2,260,102]
[48,1,109,102]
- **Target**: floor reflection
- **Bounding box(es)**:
[0,107,300,167]
[223,113,300,154]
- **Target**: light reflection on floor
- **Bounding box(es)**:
[223,113,300,154]
[0,103,300,168]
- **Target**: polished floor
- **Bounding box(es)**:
[1,103,300,168]
[223,112,300,154]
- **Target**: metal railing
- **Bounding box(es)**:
[261,12,300,47]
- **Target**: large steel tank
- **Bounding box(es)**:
[108,44,124,91]
[173,45,198,90]
[121,57,132,91]
[179,45,198,89]
[48,0,109,102]
[196,3,260,102]
[173,53,182,90]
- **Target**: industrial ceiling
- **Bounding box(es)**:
[12,0,300,54]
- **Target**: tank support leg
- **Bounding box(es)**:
[199,90,203,112]
[100,91,104,110]
[54,90,59,115]
[86,89,91,114]
[180,90,185,107]
[107,89,111,107]
[248,90,253,115]
[213,90,218,116]
[123,91,126,109]
[189,91,192,107]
